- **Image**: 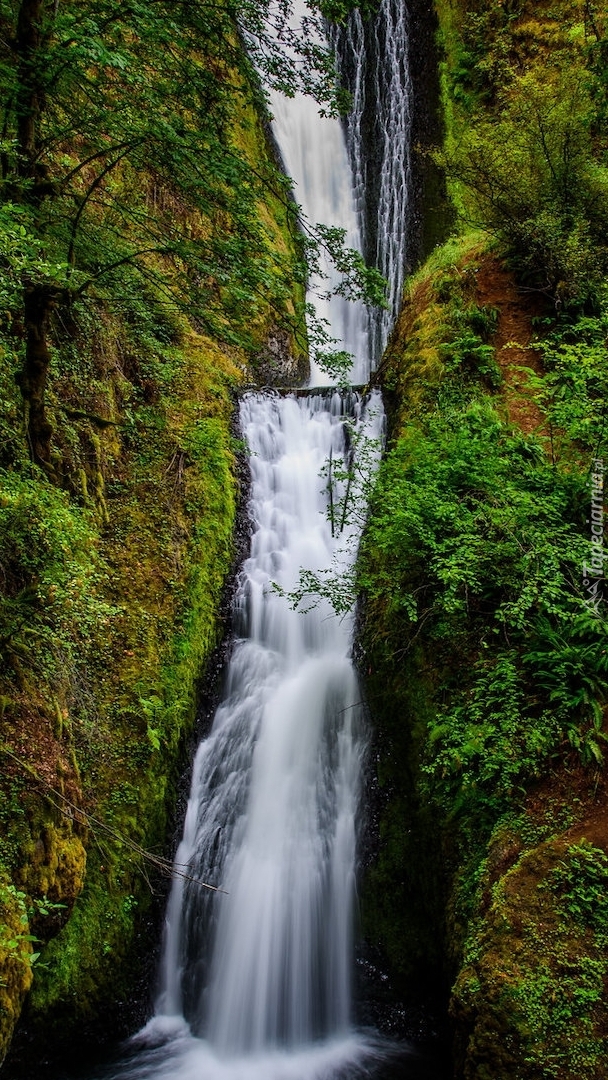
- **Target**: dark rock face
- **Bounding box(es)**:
[254,326,308,387]
[406,0,454,262]
[333,0,451,286]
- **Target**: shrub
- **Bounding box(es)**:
[442,67,608,305]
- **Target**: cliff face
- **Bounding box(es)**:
[0,4,307,1069]
[360,2,608,1076]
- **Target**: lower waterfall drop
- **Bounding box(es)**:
[104,390,387,1080]
[151,389,385,1072]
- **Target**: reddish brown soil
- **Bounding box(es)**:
[2,689,83,819]
[526,757,608,855]
[474,254,546,436]
[473,257,608,857]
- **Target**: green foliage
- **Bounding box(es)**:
[0,204,64,308]
[510,959,607,1078]
[545,840,608,940]
[31,867,142,1010]
[439,300,501,388]
[441,63,608,305]
[0,473,116,681]
[524,616,608,764]
[503,842,608,1078]
[527,305,608,456]
[0,882,66,970]
[360,398,605,820]
[362,401,585,629]
[429,653,555,807]
[0,883,37,969]
[382,254,502,420]
[311,225,388,309]
[448,834,608,1079]
[0,0,382,416]
[367,5,608,1074]
[455,4,522,106]
[434,0,608,308]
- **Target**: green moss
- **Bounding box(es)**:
[360,661,446,995]
[25,329,240,1024]
[362,226,608,1076]
[452,839,608,1079]
[0,36,306,1059]
[228,99,308,377]
[0,880,34,1065]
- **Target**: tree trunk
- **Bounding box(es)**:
[15,0,45,179]
[16,283,57,469]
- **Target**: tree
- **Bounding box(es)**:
[0,0,377,472]
[441,65,608,306]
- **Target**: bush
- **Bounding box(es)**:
[443,66,608,305]
[359,400,605,819]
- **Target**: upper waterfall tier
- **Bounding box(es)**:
[333,0,413,364]
[270,92,370,386]
[267,1,371,385]
[268,0,413,382]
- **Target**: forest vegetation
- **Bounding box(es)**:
[359,1,608,1076]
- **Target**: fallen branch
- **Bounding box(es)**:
[0,745,227,894]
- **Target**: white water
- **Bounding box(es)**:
[91,5,415,1078]
[333,0,413,362]
[268,4,370,385]
[156,393,381,1042]
[130,389,385,1080]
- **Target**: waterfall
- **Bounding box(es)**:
[155,391,383,1060]
[267,10,370,385]
[333,0,413,363]
[90,5,414,1079]
[107,393,385,1080]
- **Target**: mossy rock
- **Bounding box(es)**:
[451,836,608,1079]
[0,882,34,1068]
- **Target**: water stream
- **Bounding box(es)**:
[333,0,412,363]
[122,388,387,1080]
[67,4,427,1078]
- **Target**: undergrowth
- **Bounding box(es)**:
[360,233,608,1074]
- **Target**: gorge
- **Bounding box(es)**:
[65,5,417,1075]
[1,2,608,1079]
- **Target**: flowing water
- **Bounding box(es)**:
[268,11,370,384]
[155,390,384,1049]
[112,388,389,1080]
[333,0,413,363]
[60,5,443,1079]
